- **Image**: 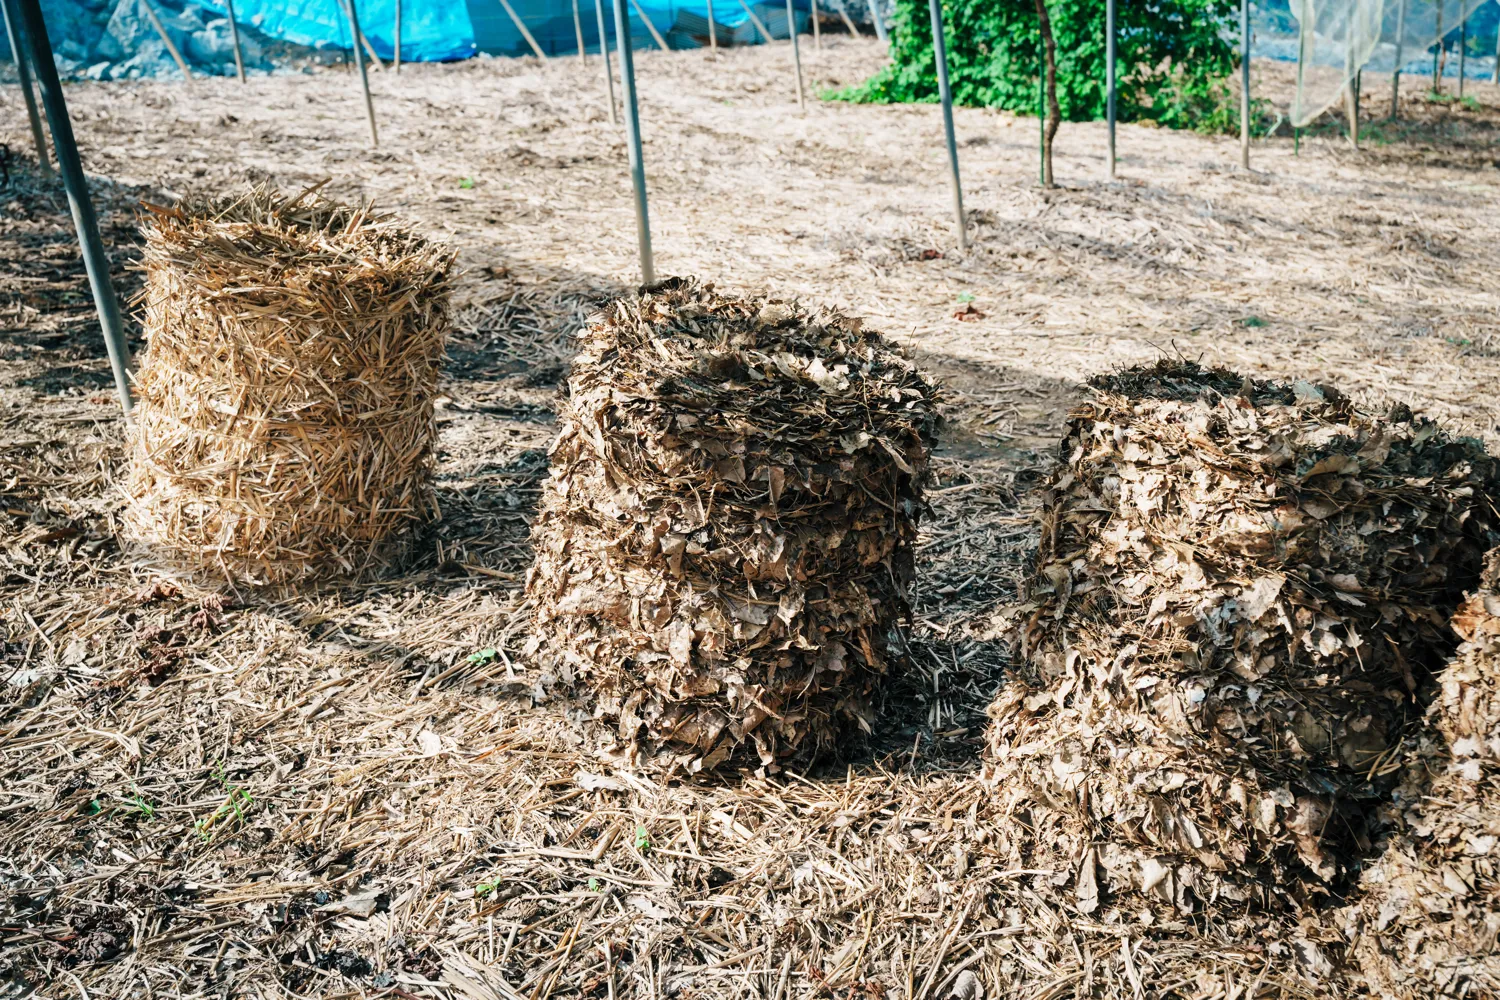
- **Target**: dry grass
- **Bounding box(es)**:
[1,40,1500,999]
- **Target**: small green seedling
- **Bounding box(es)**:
[956,292,975,304]
[467,648,498,666]
[635,825,651,855]
[194,763,253,843]
[1238,315,1268,328]
[124,794,156,819]
[475,878,501,898]
[587,877,601,892]
[459,178,475,189]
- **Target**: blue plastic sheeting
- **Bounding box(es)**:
[197,0,476,62]
[467,0,807,58]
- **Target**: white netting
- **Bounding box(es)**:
[1254,0,1494,127]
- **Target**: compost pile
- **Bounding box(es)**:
[525,278,940,769]
[1350,547,1500,998]
[985,360,1500,923]
[123,185,455,585]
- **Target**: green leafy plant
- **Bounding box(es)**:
[458,177,476,189]
[1239,315,1268,328]
[466,647,498,666]
[835,0,1248,132]
[475,877,501,897]
[193,762,253,844]
[635,825,652,855]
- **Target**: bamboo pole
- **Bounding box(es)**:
[1433,2,1444,93]
[497,0,549,59]
[735,0,776,44]
[833,0,859,37]
[787,0,805,108]
[1,0,50,174]
[1239,0,1249,168]
[929,0,965,248]
[345,0,379,146]
[1105,0,1115,178]
[612,0,654,283]
[15,0,132,416]
[596,0,618,122]
[628,0,671,50]
[812,0,820,49]
[1460,16,1467,98]
[574,0,587,61]
[394,0,402,71]
[225,0,246,82]
[1392,0,1405,116]
[706,0,718,50]
[141,0,194,82]
[870,0,887,41]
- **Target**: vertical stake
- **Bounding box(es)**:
[1239,0,1250,168]
[871,0,887,41]
[1105,0,1116,178]
[613,0,654,283]
[1493,6,1499,85]
[141,0,194,83]
[812,0,820,50]
[596,0,618,122]
[574,0,587,61]
[788,0,805,108]
[1433,2,1444,93]
[929,0,965,248]
[225,0,246,81]
[1039,30,1045,183]
[395,0,402,71]
[1293,0,1307,140]
[706,0,718,50]
[1392,0,1405,117]
[1,0,51,174]
[345,0,379,146]
[15,0,132,416]
[1460,16,1467,98]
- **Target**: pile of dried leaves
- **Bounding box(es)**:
[985,360,1500,928]
[1348,547,1500,997]
[525,277,940,769]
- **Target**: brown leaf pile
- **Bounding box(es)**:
[985,360,1500,920]
[524,278,940,769]
[1349,547,1500,998]
[122,185,455,585]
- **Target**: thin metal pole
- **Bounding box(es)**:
[224,0,246,81]
[1433,2,1444,92]
[706,0,717,50]
[1392,0,1405,116]
[812,0,820,49]
[498,0,550,58]
[1239,0,1249,168]
[345,0,379,146]
[1293,0,1307,143]
[596,0,618,122]
[1494,5,1499,85]
[613,0,654,284]
[1460,15,1467,97]
[788,0,805,108]
[574,0,587,61]
[734,0,776,44]
[141,0,194,82]
[929,0,965,248]
[1039,30,1046,182]
[1105,0,1115,178]
[394,0,402,71]
[15,0,131,416]
[1,0,50,175]
[871,0,887,41]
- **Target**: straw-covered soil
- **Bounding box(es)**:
[3,40,1500,1000]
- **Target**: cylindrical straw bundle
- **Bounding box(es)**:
[123,186,455,585]
[525,278,940,770]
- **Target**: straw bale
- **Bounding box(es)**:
[986,360,1500,910]
[525,278,940,769]
[1349,547,1500,998]
[122,186,455,585]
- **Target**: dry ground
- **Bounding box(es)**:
[2,40,1500,999]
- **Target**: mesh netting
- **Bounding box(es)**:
[1255,0,1494,127]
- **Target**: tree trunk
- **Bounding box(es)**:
[1034,0,1060,187]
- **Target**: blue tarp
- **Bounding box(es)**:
[197,0,476,62]
[467,0,807,58]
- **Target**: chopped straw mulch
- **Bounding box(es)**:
[985,361,1500,930]
[122,186,455,585]
[525,278,940,770]
[1348,546,1500,998]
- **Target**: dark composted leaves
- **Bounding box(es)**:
[1350,547,1500,997]
[525,278,941,770]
